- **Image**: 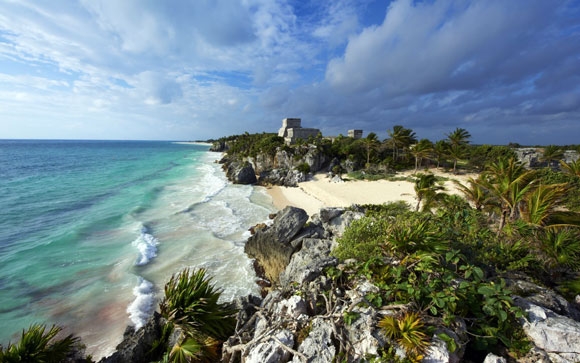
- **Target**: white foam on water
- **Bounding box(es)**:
[132,225,159,266]
[126,277,155,329]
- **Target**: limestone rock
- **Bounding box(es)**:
[244,329,295,363]
[245,207,308,284]
[507,279,580,321]
[292,317,336,363]
[514,297,580,363]
[483,353,507,363]
[344,306,382,359]
[223,160,257,184]
[279,238,337,287]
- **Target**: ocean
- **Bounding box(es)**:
[0,140,275,359]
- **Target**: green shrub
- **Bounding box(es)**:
[0,324,80,363]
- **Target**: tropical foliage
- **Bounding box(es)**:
[159,268,237,362]
[0,324,80,363]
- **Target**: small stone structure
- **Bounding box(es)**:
[348,129,363,139]
[278,118,321,145]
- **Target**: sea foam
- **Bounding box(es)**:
[127,277,155,329]
[132,225,159,266]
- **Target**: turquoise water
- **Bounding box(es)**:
[0,140,275,358]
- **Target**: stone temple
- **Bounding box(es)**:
[278,118,321,145]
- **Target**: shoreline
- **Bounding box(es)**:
[266,169,478,215]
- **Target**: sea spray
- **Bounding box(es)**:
[132,224,159,266]
[127,277,155,329]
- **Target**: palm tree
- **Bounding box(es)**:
[453,177,489,212]
[478,158,537,233]
[387,125,417,162]
[362,132,380,167]
[0,324,79,363]
[446,144,468,174]
[160,268,237,362]
[559,159,580,177]
[433,140,448,169]
[446,127,471,147]
[414,173,446,212]
[540,145,564,168]
[410,139,433,172]
[520,183,568,228]
[535,227,580,273]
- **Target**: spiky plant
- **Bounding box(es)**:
[378,312,430,361]
[536,228,580,273]
[160,268,237,340]
[159,268,237,362]
[0,324,80,363]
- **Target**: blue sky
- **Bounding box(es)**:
[0,0,579,144]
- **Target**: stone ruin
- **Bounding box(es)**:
[278,118,321,145]
[348,129,363,139]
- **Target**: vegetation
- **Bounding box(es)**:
[0,324,80,363]
[159,268,237,362]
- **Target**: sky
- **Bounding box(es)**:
[0,0,579,145]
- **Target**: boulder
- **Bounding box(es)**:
[292,317,336,363]
[245,207,309,284]
[514,297,580,363]
[99,312,163,363]
[343,306,382,359]
[244,329,295,363]
[506,279,580,321]
[234,162,257,184]
[279,238,337,287]
[483,353,507,363]
[315,208,363,239]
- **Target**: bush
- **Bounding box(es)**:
[295,162,311,174]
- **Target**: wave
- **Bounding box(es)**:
[126,277,155,330]
[132,224,159,266]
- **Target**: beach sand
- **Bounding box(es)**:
[267,169,478,216]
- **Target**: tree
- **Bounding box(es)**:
[387,125,417,162]
[410,139,433,172]
[447,143,468,174]
[446,127,471,147]
[477,158,537,233]
[433,140,449,169]
[446,128,471,174]
[362,132,380,167]
[454,177,490,212]
[414,173,446,212]
[559,159,580,177]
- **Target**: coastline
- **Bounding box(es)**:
[266,169,478,214]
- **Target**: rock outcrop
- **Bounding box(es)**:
[244,206,310,285]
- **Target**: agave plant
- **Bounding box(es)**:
[159,268,237,362]
[0,324,79,363]
[378,312,430,361]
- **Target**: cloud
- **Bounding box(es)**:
[0,0,578,144]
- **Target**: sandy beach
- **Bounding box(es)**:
[267,169,478,217]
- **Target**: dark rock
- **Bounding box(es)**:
[99,312,163,363]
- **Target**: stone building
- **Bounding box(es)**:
[348,129,363,139]
[278,118,321,145]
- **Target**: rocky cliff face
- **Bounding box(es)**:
[222,206,580,363]
[99,206,580,363]
[217,145,331,187]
